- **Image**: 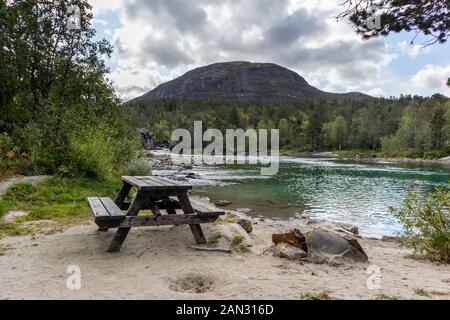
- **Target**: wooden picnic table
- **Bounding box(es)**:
[88,176,224,252]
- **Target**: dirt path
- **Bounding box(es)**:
[1,220,449,300]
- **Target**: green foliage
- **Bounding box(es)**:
[299,292,332,300]
[130,95,449,156]
[207,234,222,245]
[430,105,446,149]
[422,149,450,160]
[375,293,398,300]
[3,183,36,203]
[391,188,450,263]
[414,288,432,298]
[0,0,136,178]
[340,1,448,46]
[67,128,116,179]
[382,103,431,152]
[231,235,244,246]
[323,116,347,150]
[124,158,153,176]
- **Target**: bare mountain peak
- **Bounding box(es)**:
[128,61,372,104]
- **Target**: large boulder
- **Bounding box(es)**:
[273,243,307,261]
[305,229,368,265]
[306,220,359,236]
[210,223,253,251]
[272,229,307,251]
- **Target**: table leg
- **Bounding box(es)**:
[107,191,145,252]
[148,199,162,216]
[177,193,207,244]
[114,182,132,207]
[163,197,177,215]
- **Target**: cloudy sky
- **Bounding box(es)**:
[89,0,450,101]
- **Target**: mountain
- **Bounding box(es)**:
[127,61,372,104]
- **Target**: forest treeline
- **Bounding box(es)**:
[129,94,450,159]
[1,0,449,181]
[0,0,139,178]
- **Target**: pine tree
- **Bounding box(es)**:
[430,106,446,149]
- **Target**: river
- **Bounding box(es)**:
[152,151,450,238]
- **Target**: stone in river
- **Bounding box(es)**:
[214,200,232,207]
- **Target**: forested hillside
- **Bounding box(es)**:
[129,94,450,158]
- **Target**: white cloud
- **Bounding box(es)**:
[109,67,181,99]
[406,64,450,96]
[88,0,447,100]
[397,41,430,58]
[89,0,122,14]
[365,87,384,97]
[92,18,108,26]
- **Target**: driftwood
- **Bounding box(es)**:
[189,245,232,253]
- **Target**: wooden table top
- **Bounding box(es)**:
[121,176,193,191]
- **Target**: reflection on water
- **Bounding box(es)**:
[155,155,450,238]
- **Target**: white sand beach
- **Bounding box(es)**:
[1,212,449,300]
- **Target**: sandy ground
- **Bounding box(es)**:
[1,218,449,300]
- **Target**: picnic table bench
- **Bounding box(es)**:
[88,176,225,252]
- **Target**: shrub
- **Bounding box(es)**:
[0,159,8,177]
[391,188,450,263]
[68,128,116,179]
[124,158,152,176]
[423,149,450,160]
[0,133,13,157]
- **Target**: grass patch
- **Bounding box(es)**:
[299,291,332,300]
[413,288,450,297]
[231,235,244,246]
[430,290,450,296]
[207,234,222,245]
[231,235,251,253]
[239,244,250,253]
[414,288,432,298]
[375,293,399,300]
[214,213,240,224]
[0,176,122,238]
[335,148,450,160]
